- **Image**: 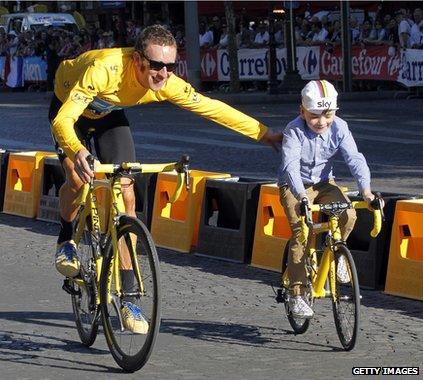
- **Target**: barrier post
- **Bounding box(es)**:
[37,156,65,223]
[151,170,230,253]
[0,149,20,212]
[3,151,56,218]
[195,177,273,263]
[250,183,292,272]
[346,191,418,289]
[384,199,423,301]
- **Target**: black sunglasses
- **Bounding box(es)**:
[140,52,177,72]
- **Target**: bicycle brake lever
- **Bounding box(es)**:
[300,197,312,224]
[300,197,308,215]
[175,155,190,191]
[183,163,190,191]
[175,154,189,172]
[86,154,95,171]
[371,192,385,222]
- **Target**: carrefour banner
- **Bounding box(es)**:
[217,49,285,81]
[207,47,320,81]
[320,45,401,81]
[397,49,423,87]
[176,48,320,82]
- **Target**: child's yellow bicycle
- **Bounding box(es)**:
[62,155,190,372]
[276,195,384,350]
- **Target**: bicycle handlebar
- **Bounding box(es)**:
[88,154,190,204]
[300,194,384,240]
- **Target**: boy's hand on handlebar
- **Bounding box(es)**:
[363,190,385,210]
[362,191,375,208]
[74,148,95,183]
[295,194,310,216]
[260,130,283,152]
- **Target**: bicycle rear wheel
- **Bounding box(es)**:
[100,215,161,372]
[330,244,360,351]
[71,213,99,347]
[281,241,312,335]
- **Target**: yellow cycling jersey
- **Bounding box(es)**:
[52,47,268,159]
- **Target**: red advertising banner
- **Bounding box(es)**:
[175,50,218,81]
[175,50,188,80]
[319,45,401,81]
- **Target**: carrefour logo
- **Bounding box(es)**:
[201,53,216,77]
[303,50,318,75]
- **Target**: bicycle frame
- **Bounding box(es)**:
[304,214,342,299]
[282,200,382,299]
[71,159,189,307]
[71,176,124,305]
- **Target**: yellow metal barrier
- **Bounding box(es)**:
[250,184,292,272]
[151,170,230,253]
[3,151,56,218]
[385,199,423,301]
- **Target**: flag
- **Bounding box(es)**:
[2,54,11,82]
[6,55,24,88]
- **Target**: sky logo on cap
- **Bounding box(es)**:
[317,100,332,108]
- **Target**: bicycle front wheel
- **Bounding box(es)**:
[281,240,312,335]
[71,213,99,347]
[100,215,161,372]
[330,244,360,351]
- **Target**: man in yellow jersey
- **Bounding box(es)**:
[49,25,282,333]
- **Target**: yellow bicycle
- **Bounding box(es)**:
[276,195,384,350]
[62,155,190,372]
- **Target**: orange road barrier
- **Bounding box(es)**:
[151,170,230,253]
[3,151,56,218]
[385,199,423,301]
[250,184,291,272]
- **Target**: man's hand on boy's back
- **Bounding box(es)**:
[260,129,283,152]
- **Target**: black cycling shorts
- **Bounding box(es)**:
[49,95,136,165]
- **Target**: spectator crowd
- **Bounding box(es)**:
[1,4,422,90]
[197,6,423,51]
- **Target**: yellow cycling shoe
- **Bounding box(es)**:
[55,240,80,278]
[121,301,149,334]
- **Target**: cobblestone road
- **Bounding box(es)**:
[0,214,421,379]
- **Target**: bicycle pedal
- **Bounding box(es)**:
[275,288,286,303]
[62,279,81,296]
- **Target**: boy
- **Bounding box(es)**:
[278,80,376,318]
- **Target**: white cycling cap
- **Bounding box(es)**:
[301,80,339,113]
